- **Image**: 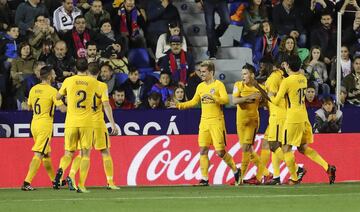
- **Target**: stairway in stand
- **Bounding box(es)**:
[173,0,253,94]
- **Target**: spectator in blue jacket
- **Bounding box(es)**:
[150,71,174,106]
[0,25,20,62]
[253,20,280,71]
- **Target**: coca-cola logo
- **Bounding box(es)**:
[127,135,292,185]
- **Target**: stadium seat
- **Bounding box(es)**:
[183,24,207,36]
[172,2,202,13]
[115,73,128,85]
[179,13,220,24]
[128,48,151,68]
[138,67,155,81]
[187,36,208,47]
[191,46,252,61]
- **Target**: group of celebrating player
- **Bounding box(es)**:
[176,57,336,186]
[21,55,336,192]
[22,59,118,192]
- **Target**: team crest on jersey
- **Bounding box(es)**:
[233,86,238,94]
[210,88,215,95]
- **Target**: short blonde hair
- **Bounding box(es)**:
[200,60,215,75]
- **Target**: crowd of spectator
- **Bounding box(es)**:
[234,0,360,109]
[0,0,358,118]
[0,0,197,110]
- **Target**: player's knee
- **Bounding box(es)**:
[216,150,225,158]
[65,150,74,157]
[81,149,91,157]
[101,149,110,157]
[297,146,306,154]
[262,140,269,149]
[34,152,43,159]
[282,145,292,153]
[199,147,209,155]
[241,144,252,152]
[269,142,281,152]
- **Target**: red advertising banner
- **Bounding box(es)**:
[0,134,359,188]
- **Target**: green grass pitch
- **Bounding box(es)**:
[1,183,360,212]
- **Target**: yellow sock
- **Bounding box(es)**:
[284,152,298,181]
[241,152,251,180]
[58,154,72,181]
[274,148,284,160]
[78,156,90,188]
[42,157,55,181]
[103,155,115,185]
[69,155,81,180]
[25,156,42,183]
[200,155,209,180]
[250,152,267,181]
[256,149,271,180]
[222,152,237,172]
[271,152,281,178]
[304,147,328,171]
[59,154,72,171]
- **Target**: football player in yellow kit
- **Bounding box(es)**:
[269,56,336,185]
[66,62,119,191]
[22,66,66,191]
[53,59,116,192]
[174,60,240,186]
[232,63,271,184]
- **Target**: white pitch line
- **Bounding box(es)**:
[1,193,360,203]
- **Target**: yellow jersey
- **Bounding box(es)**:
[28,83,63,125]
[59,75,100,128]
[92,81,109,129]
[232,81,264,121]
[265,69,286,119]
[271,73,308,123]
[177,80,228,120]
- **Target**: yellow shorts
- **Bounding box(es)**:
[64,127,93,151]
[93,128,110,150]
[237,119,259,145]
[198,119,227,151]
[31,125,52,155]
[267,117,285,143]
[282,121,313,147]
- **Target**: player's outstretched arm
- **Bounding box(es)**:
[103,101,119,136]
[176,87,201,110]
